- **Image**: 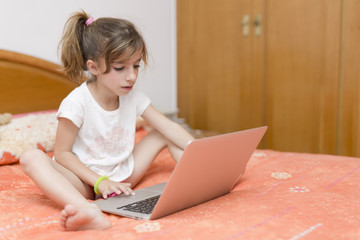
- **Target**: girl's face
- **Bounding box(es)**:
[93,51,142,97]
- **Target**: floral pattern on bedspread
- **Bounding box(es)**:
[1,136,360,239]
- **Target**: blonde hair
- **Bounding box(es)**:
[59,10,148,83]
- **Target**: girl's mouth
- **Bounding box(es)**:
[122,86,133,91]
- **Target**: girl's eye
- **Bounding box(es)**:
[113,65,140,71]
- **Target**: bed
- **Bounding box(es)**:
[1,49,360,240]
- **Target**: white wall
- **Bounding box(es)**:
[0,0,177,114]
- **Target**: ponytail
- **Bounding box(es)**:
[59,10,89,83]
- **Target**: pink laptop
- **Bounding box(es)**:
[95,126,267,220]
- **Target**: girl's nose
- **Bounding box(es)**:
[126,69,137,83]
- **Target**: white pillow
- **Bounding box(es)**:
[0,111,57,165]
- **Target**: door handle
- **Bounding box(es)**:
[254,14,261,37]
[242,14,250,37]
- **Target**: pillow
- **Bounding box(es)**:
[0,111,57,165]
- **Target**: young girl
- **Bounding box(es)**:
[20,11,194,231]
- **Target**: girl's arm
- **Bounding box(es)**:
[141,104,194,150]
[54,118,100,186]
[54,118,133,197]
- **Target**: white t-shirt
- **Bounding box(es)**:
[56,81,151,182]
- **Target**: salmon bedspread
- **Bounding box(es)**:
[1,130,360,240]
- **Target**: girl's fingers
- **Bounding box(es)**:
[102,192,109,199]
[119,186,130,195]
[119,185,134,195]
[128,188,135,195]
[100,182,134,198]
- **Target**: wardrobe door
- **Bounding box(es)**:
[238,0,266,132]
[264,0,342,154]
[338,0,360,157]
[177,0,241,132]
[177,0,265,133]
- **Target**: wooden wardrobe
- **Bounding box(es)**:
[177,0,360,157]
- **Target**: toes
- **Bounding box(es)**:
[64,204,78,216]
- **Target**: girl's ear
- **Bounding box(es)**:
[87,60,100,75]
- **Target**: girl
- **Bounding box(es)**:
[20,11,194,231]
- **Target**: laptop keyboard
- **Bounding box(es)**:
[117,195,160,215]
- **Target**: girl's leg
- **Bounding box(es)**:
[20,149,111,231]
[126,129,184,186]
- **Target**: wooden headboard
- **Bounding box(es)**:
[0,49,78,114]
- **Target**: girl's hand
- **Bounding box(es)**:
[98,180,134,199]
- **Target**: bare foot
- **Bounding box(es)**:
[60,204,111,231]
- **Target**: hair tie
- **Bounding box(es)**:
[85,17,95,26]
